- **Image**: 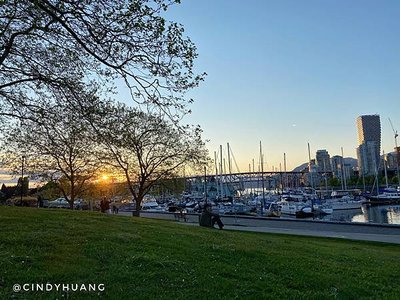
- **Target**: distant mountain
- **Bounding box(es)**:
[292,163,308,172]
[292,157,357,172]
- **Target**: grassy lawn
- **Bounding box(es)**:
[0,207,399,299]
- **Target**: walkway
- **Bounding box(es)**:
[195,224,400,244]
[119,211,400,244]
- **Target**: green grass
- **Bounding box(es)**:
[1,207,400,299]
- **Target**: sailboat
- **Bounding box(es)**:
[365,189,400,205]
[365,149,400,205]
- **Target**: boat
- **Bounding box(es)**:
[295,206,314,218]
[141,197,164,211]
[365,189,400,205]
[277,200,310,216]
[280,190,306,202]
[216,201,251,215]
[263,201,281,217]
[324,191,363,210]
[313,203,333,215]
[365,145,400,206]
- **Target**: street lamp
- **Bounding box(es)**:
[204,166,207,205]
[20,155,26,204]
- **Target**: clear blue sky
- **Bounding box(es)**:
[141,1,400,171]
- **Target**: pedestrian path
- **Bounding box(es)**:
[220,225,400,244]
[119,211,400,244]
[173,218,400,244]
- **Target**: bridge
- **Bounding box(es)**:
[184,171,330,198]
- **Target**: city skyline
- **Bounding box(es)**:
[116,0,400,172]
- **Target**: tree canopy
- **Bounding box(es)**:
[0,1,209,208]
[0,0,204,121]
[2,96,100,208]
[93,103,208,214]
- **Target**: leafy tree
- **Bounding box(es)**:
[94,103,208,216]
[0,183,16,200]
[150,177,185,197]
[1,1,208,211]
[1,183,6,194]
[1,100,100,209]
[16,176,29,196]
[0,0,204,122]
[0,183,6,202]
[328,177,341,187]
[38,181,59,200]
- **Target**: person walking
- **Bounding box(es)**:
[112,202,119,214]
[37,195,44,208]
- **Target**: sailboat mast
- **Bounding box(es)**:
[284,152,287,190]
[307,143,314,189]
[252,158,255,196]
[373,153,379,195]
[341,147,347,190]
[383,150,389,188]
[323,159,328,196]
[227,143,232,200]
[227,143,232,174]
[308,143,314,212]
[223,158,227,175]
[260,141,265,215]
[279,162,283,193]
[340,151,344,190]
[389,118,400,187]
[395,136,400,188]
[362,171,366,193]
[214,151,219,199]
[220,145,224,198]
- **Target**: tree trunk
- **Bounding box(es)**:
[132,195,143,217]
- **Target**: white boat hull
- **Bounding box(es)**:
[278,201,309,215]
[328,201,362,210]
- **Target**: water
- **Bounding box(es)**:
[311,205,400,225]
[241,189,400,225]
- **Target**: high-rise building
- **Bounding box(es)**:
[331,155,343,178]
[356,115,381,176]
[316,150,331,172]
[386,147,400,170]
[330,155,351,187]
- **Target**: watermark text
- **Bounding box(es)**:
[13,283,105,293]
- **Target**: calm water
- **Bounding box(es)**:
[312,205,400,225]
[243,189,400,225]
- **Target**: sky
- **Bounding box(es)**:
[2,1,400,186]
[150,0,400,172]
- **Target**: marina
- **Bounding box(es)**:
[121,186,400,225]
[285,204,400,225]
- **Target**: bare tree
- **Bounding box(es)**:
[94,103,208,216]
[0,0,205,122]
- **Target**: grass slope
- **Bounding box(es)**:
[1,207,400,299]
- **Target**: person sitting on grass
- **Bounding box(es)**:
[199,203,224,230]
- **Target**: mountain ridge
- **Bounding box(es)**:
[292,157,357,172]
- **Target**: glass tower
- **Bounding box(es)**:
[356,115,381,176]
